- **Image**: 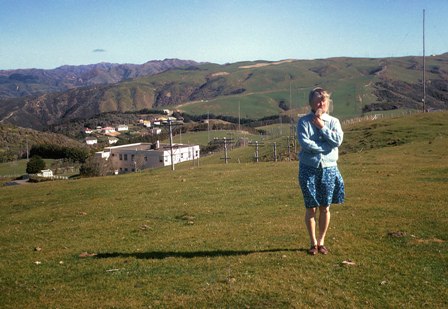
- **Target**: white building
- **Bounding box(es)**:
[108,137,119,144]
[38,169,53,177]
[151,128,162,135]
[95,142,200,174]
[140,120,151,128]
[85,137,98,145]
[116,125,129,132]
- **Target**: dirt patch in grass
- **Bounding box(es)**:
[412,238,445,244]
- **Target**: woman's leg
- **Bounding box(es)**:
[317,206,331,246]
[305,207,318,246]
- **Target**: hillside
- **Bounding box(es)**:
[0,123,88,162]
[0,54,447,130]
[0,112,446,307]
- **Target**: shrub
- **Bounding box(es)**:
[26,156,46,174]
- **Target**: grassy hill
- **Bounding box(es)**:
[0,112,447,307]
[176,55,448,120]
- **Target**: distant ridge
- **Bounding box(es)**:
[0,59,202,98]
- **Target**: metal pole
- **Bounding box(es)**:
[422,9,426,112]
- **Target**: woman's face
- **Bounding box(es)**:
[311,96,329,113]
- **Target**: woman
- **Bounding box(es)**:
[297,87,345,255]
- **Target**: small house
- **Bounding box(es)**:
[108,137,119,144]
[142,120,151,128]
[38,169,53,177]
[151,128,162,135]
[85,137,98,145]
[101,127,116,134]
[116,125,128,132]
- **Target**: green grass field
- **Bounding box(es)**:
[0,112,447,308]
[0,159,78,179]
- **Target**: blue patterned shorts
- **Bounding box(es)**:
[299,163,345,208]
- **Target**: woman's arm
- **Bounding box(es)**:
[297,120,332,153]
[320,118,343,147]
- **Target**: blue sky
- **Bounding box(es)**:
[1,0,447,70]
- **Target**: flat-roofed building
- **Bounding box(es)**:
[95,142,200,174]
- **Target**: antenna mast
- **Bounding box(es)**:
[422,9,426,112]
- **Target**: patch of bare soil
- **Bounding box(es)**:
[238,59,295,69]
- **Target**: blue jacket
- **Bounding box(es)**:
[297,112,343,168]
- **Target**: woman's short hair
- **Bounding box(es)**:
[308,87,333,113]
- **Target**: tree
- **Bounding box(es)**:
[26,156,46,174]
[30,144,89,163]
[80,156,112,177]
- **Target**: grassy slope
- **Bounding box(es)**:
[177,55,448,120]
[0,112,447,308]
[178,58,377,119]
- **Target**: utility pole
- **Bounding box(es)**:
[207,111,210,143]
[222,137,231,164]
[168,120,175,171]
[279,114,282,136]
[159,119,184,171]
[179,126,182,144]
[214,137,233,164]
[238,101,241,132]
[273,142,278,162]
[249,141,264,162]
[289,81,294,138]
[26,135,29,161]
[287,136,291,160]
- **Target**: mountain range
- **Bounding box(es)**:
[0,59,201,98]
[0,54,447,130]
